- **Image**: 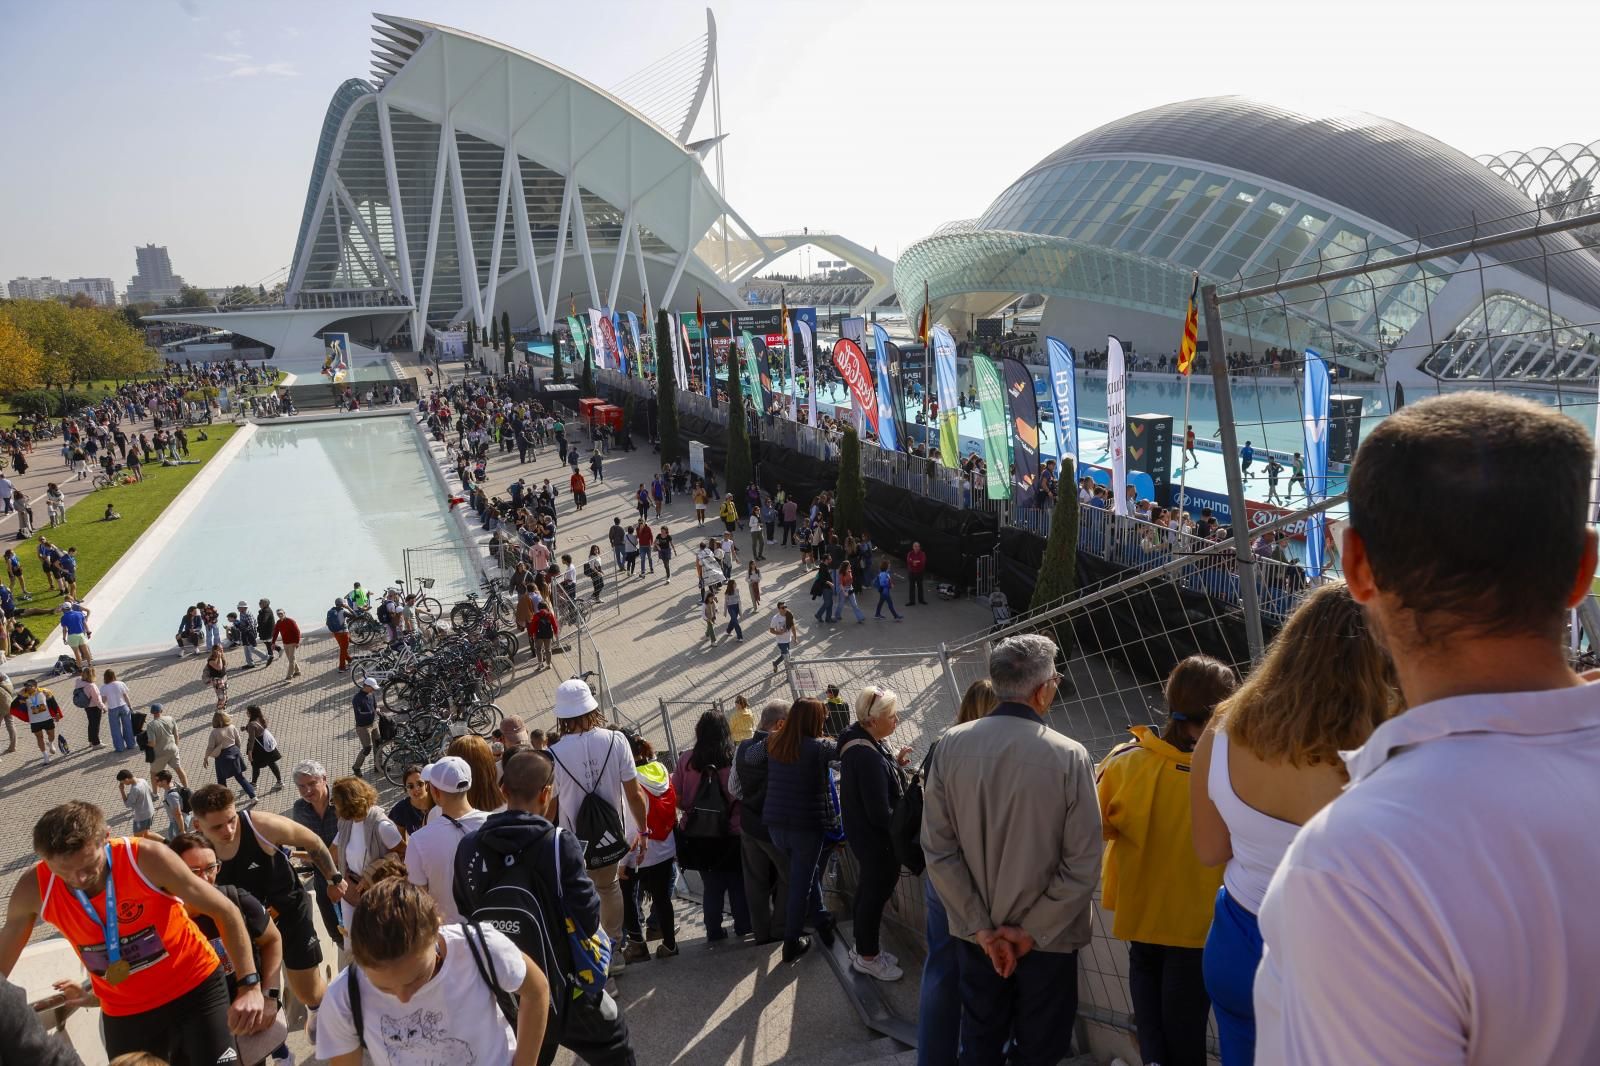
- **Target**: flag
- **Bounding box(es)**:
[1302,348,1331,579]
[1107,335,1129,515]
[972,355,1011,501]
[1045,337,1079,467]
[1000,357,1041,500]
[696,291,704,337]
[797,318,817,427]
[919,281,931,348]
[831,339,877,435]
[1178,273,1200,375]
[626,311,642,378]
[870,323,901,451]
[783,300,798,421]
[679,318,694,389]
[932,325,960,469]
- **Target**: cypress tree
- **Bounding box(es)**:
[724,341,753,514]
[835,426,865,535]
[655,309,682,462]
[500,311,512,368]
[1029,458,1080,661]
[580,347,595,398]
[489,317,499,349]
[552,332,567,382]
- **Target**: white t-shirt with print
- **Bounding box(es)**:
[316,923,526,1066]
[548,728,636,836]
[405,808,489,924]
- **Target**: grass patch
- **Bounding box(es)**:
[7,426,240,622]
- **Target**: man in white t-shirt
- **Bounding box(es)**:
[546,679,647,960]
[405,756,488,923]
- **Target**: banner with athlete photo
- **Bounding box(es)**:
[625,312,643,377]
[972,355,1011,501]
[1107,335,1129,515]
[831,338,877,435]
[1045,336,1079,467]
[796,319,817,426]
[870,323,901,451]
[932,325,961,469]
[1000,357,1042,500]
[1301,348,1331,580]
[565,315,588,365]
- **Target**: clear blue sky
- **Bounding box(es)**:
[2,0,1595,289]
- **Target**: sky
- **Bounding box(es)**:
[2,0,1597,290]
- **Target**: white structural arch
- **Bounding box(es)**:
[148,10,771,370]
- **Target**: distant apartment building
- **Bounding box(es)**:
[125,243,186,305]
[66,277,118,305]
[8,275,120,304]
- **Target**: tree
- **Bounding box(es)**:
[0,316,42,394]
[835,426,864,534]
[655,309,682,462]
[500,310,512,369]
[580,346,594,398]
[724,339,754,513]
[1029,456,1080,624]
[552,333,567,382]
[489,317,499,349]
[480,324,489,346]
[169,285,212,309]
[67,292,96,309]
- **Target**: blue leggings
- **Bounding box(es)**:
[1202,887,1263,1066]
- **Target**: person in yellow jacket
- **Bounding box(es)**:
[1096,655,1237,1066]
[719,494,740,534]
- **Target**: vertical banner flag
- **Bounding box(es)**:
[696,292,711,398]
[1178,273,1200,375]
[783,305,798,420]
[626,312,642,378]
[587,309,612,370]
[830,339,878,435]
[932,325,961,469]
[741,331,770,413]
[566,314,588,364]
[870,323,901,451]
[1107,335,1129,515]
[1045,337,1079,467]
[797,319,817,426]
[972,355,1012,500]
[1302,348,1331,580]
[678,320,694,390]
[1000,357,1042,501]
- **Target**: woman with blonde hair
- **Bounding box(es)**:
[202,709,256,800]
[330,776,403,930]
[1190,582,1400,1066]
[314,878,550,1065]
[446,734,504,814]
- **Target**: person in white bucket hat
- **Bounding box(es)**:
[547,679,648,973]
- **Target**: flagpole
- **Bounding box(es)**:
[1178,371,1193,527]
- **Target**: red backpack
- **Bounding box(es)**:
[643,780,677,842]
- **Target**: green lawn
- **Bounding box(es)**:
[9,426,239,623]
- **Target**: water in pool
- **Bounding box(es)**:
[89,416,476,654]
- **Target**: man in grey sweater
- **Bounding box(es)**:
[921,634,1101,1066]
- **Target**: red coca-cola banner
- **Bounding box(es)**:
[831,338,878,433]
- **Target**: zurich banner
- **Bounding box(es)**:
[1302,348,1330,579]
[932,325,961,469]
[1107,335,1129,515]
[870,323,901,451]
[1045,336,1079,469]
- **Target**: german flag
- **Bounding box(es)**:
[920,281,931,347]
[1178,273,1199,375]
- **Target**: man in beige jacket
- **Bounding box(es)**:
[922,633,1101,1066]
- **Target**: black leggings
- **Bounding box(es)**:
[250,758,282,787]
[622,859,677,950]
[849,838,900,958]
[101,966,232,1065]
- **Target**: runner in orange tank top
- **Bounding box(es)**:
[0,802,267,1063]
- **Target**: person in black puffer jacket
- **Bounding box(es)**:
[837,686,909,982]
[735,701,791,944]
[761,698,838,962]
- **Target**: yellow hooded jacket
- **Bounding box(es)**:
[1095,725,1222,948]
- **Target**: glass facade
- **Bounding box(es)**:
[1419,292,1600,381]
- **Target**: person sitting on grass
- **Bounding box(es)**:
[103,504,121,521]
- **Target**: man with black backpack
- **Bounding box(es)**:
[455,748,639,1066]
[545,680,649,974]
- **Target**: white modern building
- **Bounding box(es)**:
[66,277,118,305]
[144,11,890,374]
[8,276,119,304]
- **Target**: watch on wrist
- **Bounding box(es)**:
[329,872,345,885]
[237,972,262,990]
[265,987,281,1002]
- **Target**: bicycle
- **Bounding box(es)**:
[394,575,444,624]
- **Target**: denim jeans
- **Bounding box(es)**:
[767,825,829,944]
[874,589,902,619]
[107,705,135,752]
[834,590,865,623]
[1203,887,1263,1066]
[814,588,834,622]
[956,941,1078,1066]
[700,865,751,939]
[918,878,960,1066]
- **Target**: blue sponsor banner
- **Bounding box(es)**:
[1302,348,1330,578]
[870,323,901,451]
[1045,337,1079,467]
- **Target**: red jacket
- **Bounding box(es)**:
[906,548,927,575]
[272,617,301,644]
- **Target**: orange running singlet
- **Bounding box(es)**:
[37,836,219,1016]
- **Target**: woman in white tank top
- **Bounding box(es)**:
[1188,583,1400,1066]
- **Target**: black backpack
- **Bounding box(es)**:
[548,741,629,868]
[534,614,554,640]
[680,768,731,839]
[889,743,936,875]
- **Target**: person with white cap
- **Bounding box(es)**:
[404,756,489,923]
[547,679,649,964]
[350,677,381,778]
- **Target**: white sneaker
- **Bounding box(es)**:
[850,950,903,982]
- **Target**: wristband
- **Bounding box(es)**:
[237,972,262,990]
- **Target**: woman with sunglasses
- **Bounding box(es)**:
[387,764,433,837]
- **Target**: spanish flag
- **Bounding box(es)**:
[1178,272,1199,375]
[779,286,788,334]
[695,290,704,337]
[919,280,931,347]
